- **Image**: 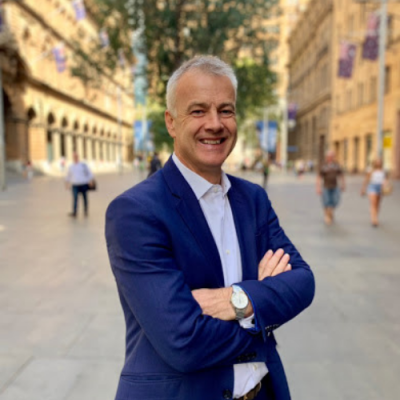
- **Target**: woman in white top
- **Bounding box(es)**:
[361,159,388,227]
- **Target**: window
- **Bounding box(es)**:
[370,76,377,102]
[346,89,352,110]
[358,83,364,106]
[385,66,391,94]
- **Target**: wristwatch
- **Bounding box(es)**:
[231,285,249,320]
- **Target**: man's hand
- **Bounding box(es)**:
[192,287,254,321]
[258,249,291,281]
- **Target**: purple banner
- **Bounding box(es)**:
[72,0,86,21]
[338,42,356,79]
[288,103,297,120]
[362,13,380,60]
[53,43,67,73]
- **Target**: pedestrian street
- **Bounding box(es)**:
[0,169,399,400]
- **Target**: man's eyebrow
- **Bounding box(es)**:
[219,102,236,110]
[186,102,210,112]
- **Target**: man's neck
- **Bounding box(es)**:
[173,153,222,185]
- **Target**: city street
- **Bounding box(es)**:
[0,169,399,400]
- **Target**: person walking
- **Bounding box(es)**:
[106,56,315,400]
[65,152,94,218]
[316,150,345,225]
[262,157,270,189]
[360,159,389,227]
[147,152,162,177]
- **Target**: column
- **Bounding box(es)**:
[86,138,93,162]
[65,134,74,161]
[52,131,61,167]
[76,136,84,160]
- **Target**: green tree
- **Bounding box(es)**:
[73,0,279,147]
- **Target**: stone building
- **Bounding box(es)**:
[0,0,134,175]
[330,0,400,177]
[287,0,333,167]
[287,0,400,177]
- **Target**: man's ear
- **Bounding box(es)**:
[165,110,176,139]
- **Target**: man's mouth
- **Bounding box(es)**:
[200,138,226,145]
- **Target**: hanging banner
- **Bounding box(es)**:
[72,0,86,21]
[338,41,356,79]
[288,103,298,120]
[362,12,380,60]
[134,121,153,151]
[53,43,67,73]
[256,121,278,153]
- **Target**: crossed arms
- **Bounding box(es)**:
[106,193,315,373]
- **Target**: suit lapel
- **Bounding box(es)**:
[162,158,225,287]
[228,178,258,281]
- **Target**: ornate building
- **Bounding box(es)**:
[330,0,400,176]
[287,0,400,177]
[0,0,134,175]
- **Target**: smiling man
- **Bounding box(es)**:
[106,56,315,400]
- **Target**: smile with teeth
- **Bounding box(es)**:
[200,138,226,145]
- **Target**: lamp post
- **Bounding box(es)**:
[0,67,6,191]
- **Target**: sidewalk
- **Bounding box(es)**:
[0,169,399,400]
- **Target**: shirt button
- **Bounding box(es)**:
[253,364,258,371]
[226,249,230,255]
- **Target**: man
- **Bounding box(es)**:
[316,150,345,225]
[147,152,163,177]
[106,56,315,400]
[65,152,94,217]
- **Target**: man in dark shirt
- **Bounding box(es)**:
[316,150,346,225]
[148,152,162,177]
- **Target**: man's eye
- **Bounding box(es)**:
[191,110,204,115]
[221,110,234,116]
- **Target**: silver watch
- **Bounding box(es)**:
[231,285,249,320]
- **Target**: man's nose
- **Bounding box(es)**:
[204,109,224,133]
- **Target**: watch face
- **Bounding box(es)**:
[232,292,248,309]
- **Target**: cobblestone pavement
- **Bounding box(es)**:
[0,168,399,400]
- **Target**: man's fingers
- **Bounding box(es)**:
[258,250,273,279]
[284,264,292,272]
[259,248,287,280]
[271,253,290,276]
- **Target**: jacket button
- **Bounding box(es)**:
[223,389,232,399]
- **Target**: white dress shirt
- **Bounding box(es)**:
[172,154,268,398]
[65,162,93,185]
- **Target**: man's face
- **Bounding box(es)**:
[165,70,237,182]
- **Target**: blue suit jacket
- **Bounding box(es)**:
[105,158,315,400]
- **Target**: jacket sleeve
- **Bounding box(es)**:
[105,194,268,373]
[237,192,315,341]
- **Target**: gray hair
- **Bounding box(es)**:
[166,55,238,117]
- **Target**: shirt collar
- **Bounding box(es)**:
[172,153,231,200]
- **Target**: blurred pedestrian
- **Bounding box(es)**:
[316,150,345,225]
[360,159,389,227]
[296,159,305,179]
[262,157,270,189]
[65,152,94,218]
[23,160,34,182]
[147,152,162,177]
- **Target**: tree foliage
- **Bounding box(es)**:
[73,0,279,146]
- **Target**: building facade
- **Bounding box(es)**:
[287,0,333,167]
[330,0,400,177]
[1,0,134,175]
[287,0,400,177]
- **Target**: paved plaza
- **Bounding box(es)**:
[0,167,399,400]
